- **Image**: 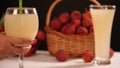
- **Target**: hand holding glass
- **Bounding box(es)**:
[4,7,39,68]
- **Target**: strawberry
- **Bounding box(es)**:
[110,48,114,58]
[82,11,92,19]
[71,19,81,28]
[24,39,38,57]
[61,24,75,35]
[70,10,82,20]
[82,51,94,62]
[82,17,93,29]
[24,46,37,57]
[0,26,4,32]
[76,26,88,35]
[32,39,38,47]
[50,18,62,31]
[89,26,94,33]
[58,12,69,24]
[36,30,46,41]
[55,50,69,62]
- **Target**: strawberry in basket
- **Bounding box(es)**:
[50,9,93,35]
[58,12,69,24]
[45,0,100,58]
[70,10,82,20]
[46,9,94,58]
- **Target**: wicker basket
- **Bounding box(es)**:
[45,0,100,57]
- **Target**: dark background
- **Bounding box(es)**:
[0,0,120,51]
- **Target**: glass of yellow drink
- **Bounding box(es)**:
[90,5,116,65]
[4,7,39,68]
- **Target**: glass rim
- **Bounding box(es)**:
[90,5,116,9]
[6,7,37,10]
[5,7,37,15]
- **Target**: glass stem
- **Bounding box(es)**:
[19,54,24,68]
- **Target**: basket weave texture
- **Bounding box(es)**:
[45,0,100,57]
[45,27,94,57]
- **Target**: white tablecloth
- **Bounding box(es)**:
[0,51,120,68]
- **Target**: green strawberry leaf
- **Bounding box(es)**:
[0,15,4,27]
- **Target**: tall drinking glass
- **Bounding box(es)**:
[4,7,39,68]
[90,5,116,65]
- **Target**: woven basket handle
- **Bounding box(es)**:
[46,0,100,26]
[90,0,101,6]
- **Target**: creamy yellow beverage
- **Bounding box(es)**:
[4,7,39,68]
[4,14,38,40]
[90,5,116,64]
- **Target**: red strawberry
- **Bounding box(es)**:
[82,51,94,62]
[55,50,69,62]
[89,26,94,33]
[36,30,46,41]
[70,10,82,20]
[76,26,88,35]
[61,24,75,35]
[110,48,114,58]
[82,11,92,19]
[71,19,81,28]
[50,18,62,31]
[82,17,93,29]
[32,39,38,47]
[24,46,37,57]
[58,12,69,24]
[0,26,4,32]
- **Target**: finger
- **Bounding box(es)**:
[9,37,33,46]
[13,38,33,44]
[9,44,23,55]
[14,44,31,47]
[16,38,33,44]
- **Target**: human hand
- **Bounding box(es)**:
[0,33,33,60]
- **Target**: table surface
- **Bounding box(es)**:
[0,51,120,68]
